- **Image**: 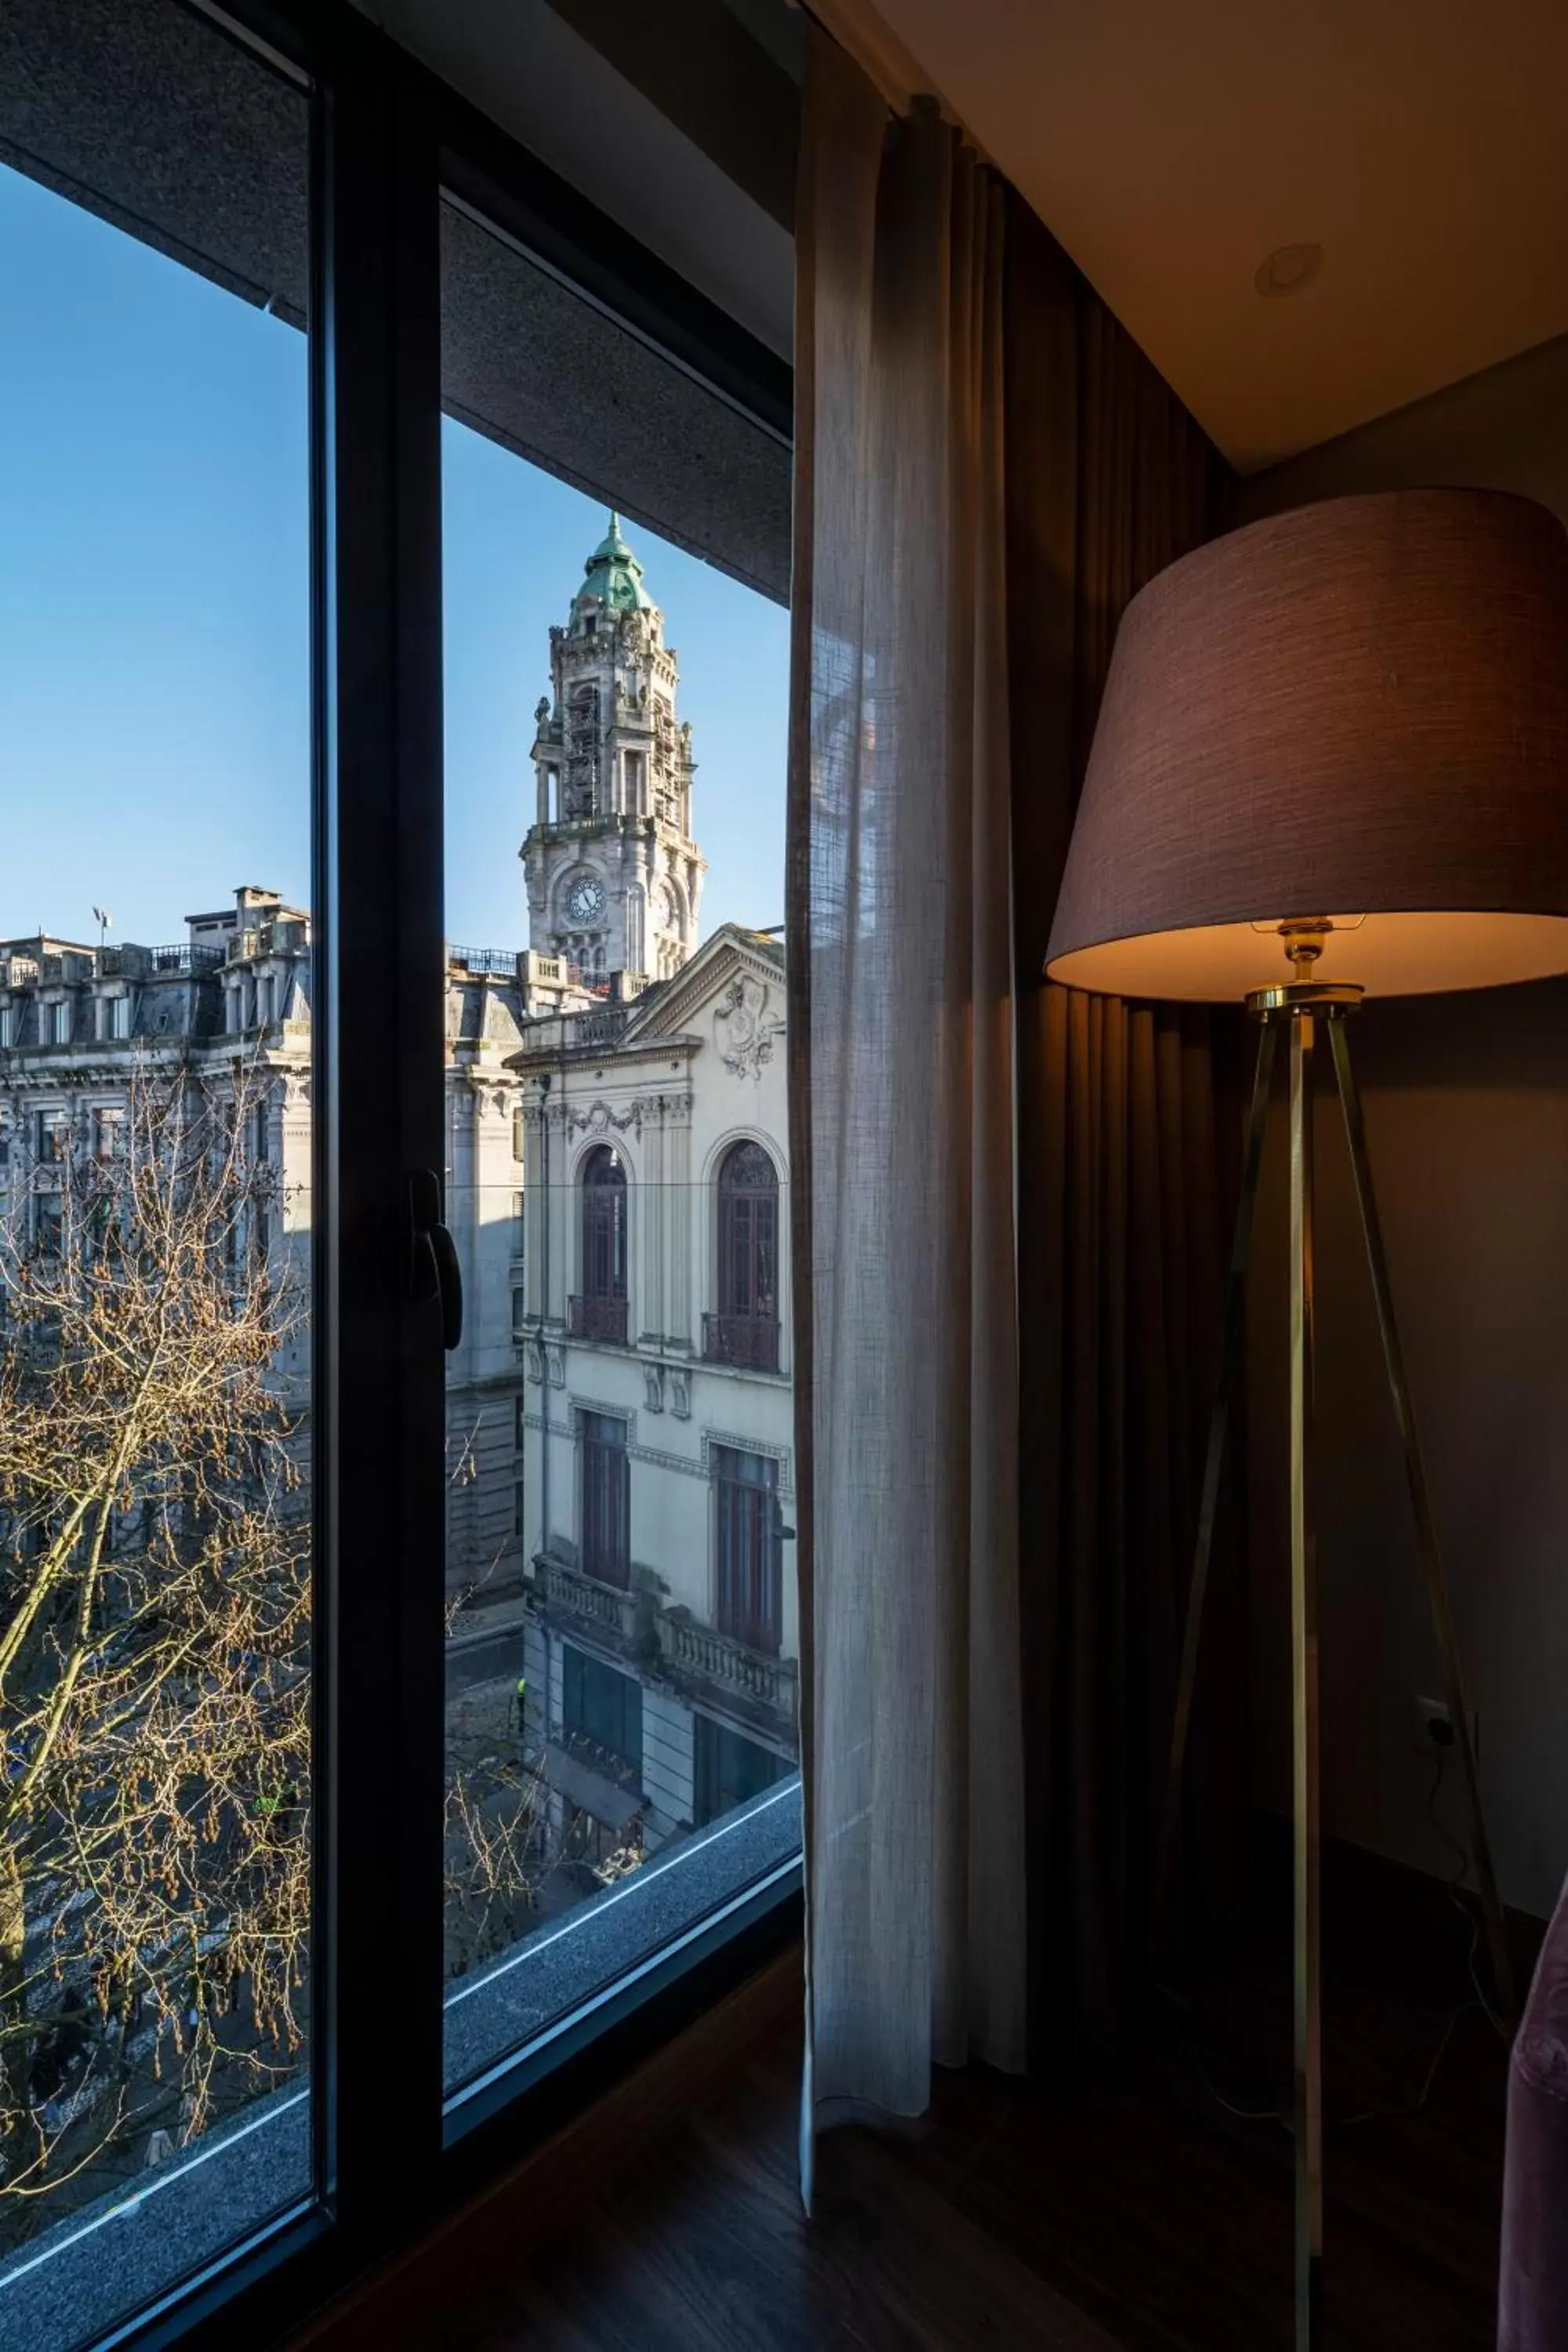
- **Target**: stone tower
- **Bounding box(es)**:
[522,514,706,987]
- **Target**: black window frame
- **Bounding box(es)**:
[561,1642,644,1779]
[580,1142,628,1301]
[718,1138,780,1322]
[579,1407,632,1589]
[0,5,797,2348]
[693,1711,789,1829]
[713,1441,784,1656]
[706,1138,782,1370]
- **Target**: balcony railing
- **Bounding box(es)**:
[538,1555,638,1646]
[702,1311,781,1374]
[533,1560,798,1730]
[448,945,521,977]
[576,1005,627,1047]
[568,1292,628,1345]
[147,945,224,975]
[657,1613,798,1722]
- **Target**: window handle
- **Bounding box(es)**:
[408,1168,463,1351]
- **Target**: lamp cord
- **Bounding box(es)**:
[1171,1744,1508,2137]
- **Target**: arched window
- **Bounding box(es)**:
[573,1145,628,1343]
[706,1142,779,1370]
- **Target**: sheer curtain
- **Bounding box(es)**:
[790,29,1026,2169]
[790,27,1245,2170]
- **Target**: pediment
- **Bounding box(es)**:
[622,927,785,1058]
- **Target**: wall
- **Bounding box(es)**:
[1237,351,1568,1918]
[1236,328,1568,533]
[445,978,532,1593]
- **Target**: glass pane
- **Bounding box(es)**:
[440,200,797,2099]
[0,11,313,2341]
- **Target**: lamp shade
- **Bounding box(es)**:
[1045,489,1568,1000]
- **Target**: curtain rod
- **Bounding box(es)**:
[792,0,989,153]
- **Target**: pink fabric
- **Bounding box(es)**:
[1500,1872,1568,2349]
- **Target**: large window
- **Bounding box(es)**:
[562,1644,643,1778]
[0,5,796,2347]
[706,1138,782,1370]
[694,1713,789,1828]
[572,1143,629,1343]
[0,10,314,2343]
[579,1409,631,1588]
[437,181,799,2112]
[713,1443,783,1655]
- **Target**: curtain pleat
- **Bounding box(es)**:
[1004,198,1250,2066]
[793,32,1026,2164]
[1007,202,1247,2056]
[793,33,1250,2148]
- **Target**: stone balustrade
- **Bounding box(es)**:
[531,1555,798,1728]
[657,1612,797,1720]
[539,1554,638,1645]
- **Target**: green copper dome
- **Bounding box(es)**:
[572,511,653,624]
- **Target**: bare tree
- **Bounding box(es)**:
[0,1058,606,2243]
[0,1060,309,2227]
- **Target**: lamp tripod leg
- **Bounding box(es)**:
[1290,1011,1323,2351]
[1155,1015,1279,1934]
[1326,1019,1517,2028]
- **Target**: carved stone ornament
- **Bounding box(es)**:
[568,1097,642,1141]
[715,974,774,1081]
[470,1077,514,1118]
[644,1364,665,1413]
[670,1370,691,1421]
[525,1341,545,1386]
[546,1345,566,1388]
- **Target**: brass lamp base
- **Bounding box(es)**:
[1156,956,1515,2352]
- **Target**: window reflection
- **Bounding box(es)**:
[441,412,796,2092]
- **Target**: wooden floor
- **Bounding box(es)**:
[303,1911,1515,2352]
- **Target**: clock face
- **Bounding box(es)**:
[564,874,606,926]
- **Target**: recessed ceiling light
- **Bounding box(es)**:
[1255,242,1325,298]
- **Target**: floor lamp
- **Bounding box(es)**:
[1044,489,1568,2350]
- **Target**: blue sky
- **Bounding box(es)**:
[0,162,788,952]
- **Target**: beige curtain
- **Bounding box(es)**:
[791,32,1247,2157]
[790,30,1027,2164]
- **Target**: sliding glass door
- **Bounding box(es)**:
[0,9,318,2343]
[436,181,800,2114]
[0,3,795,2345]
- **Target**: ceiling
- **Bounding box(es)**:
[860,0,1568,471]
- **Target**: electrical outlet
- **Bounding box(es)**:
[1414,1694,1454,1751]
[1412,1694,1479,1757]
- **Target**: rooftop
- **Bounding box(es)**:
[571,510,655,623]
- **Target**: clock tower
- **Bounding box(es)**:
[522,514,706,989]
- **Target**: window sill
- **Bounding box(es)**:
[442,1773,802,2104]
[0,1787,803,2350]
